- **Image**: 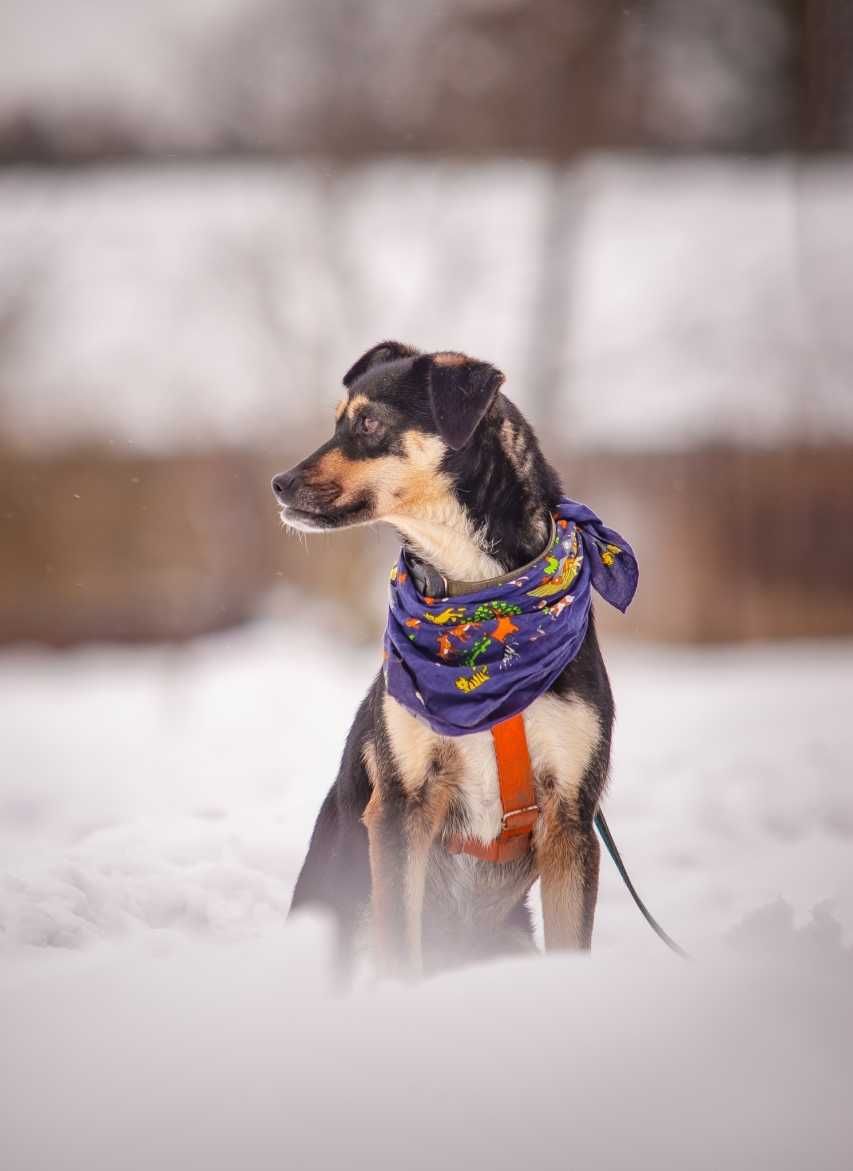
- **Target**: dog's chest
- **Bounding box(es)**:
[451,730,503,841]
[383,692,601,844]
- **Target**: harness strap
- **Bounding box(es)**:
[445,714,539,863]
[441,713,688,957]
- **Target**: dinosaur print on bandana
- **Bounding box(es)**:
[526,530,582,598]
[384,498,638,736]
[599,542,622,567]
[492,614,519,642]
[424,607,467,626]
[455,666,490,693]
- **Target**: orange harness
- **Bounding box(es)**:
[445,714,539,863]
[441,713,687,956]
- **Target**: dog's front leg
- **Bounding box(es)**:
[363,784,449,978]
[363,786,409,975]
[537,802,600,951]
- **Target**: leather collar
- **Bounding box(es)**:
[405,514,557,600]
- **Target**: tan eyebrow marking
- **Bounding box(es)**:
[346,393,370,421]
[334,397,348,421]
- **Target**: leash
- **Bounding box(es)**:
[447,713,688,958]
[594,808,688,958]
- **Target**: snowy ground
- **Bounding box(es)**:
[2,622,852,1168]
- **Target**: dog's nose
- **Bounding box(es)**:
[271,469,300,503]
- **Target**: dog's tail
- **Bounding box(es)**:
[594,809,688,958]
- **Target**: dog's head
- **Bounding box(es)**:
[272,341,505,532]
[272,341,559,575]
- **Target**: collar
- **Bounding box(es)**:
[405,515,558,600]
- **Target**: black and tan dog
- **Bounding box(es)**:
[272,341,614,978]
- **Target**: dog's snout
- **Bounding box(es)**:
[271,468,300,503]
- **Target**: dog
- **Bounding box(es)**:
[272,341,618,979]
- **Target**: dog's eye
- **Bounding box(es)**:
[358,414,384,438]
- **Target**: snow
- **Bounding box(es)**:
[3,622,851,956]
[3,926,851,1171]
[1,620,851,1167]
[2,158,852,453]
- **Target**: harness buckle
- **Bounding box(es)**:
[500,804,539,835]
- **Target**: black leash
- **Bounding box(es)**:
[594,809,689,959]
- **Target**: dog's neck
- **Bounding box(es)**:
[389,406,560,584]
[391,511,504,584]
[389,496,552,585]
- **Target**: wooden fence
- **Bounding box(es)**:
[1,444,851,646]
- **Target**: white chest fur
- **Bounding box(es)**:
[383,692,601,844]
[452,729,503,842]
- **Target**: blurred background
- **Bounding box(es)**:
[2,0,852,648]
[1,0,853,965]
[3,10,853,1159]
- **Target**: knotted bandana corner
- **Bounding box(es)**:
[383,498,638,737]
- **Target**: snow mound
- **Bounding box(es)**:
[1,624,851,1167]
[1,915,851,1170]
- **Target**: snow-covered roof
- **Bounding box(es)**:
[1,157,851,452]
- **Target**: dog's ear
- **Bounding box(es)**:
[416,352,505,450]
[343,340,419,388]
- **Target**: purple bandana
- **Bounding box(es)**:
[383,498,638,737]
